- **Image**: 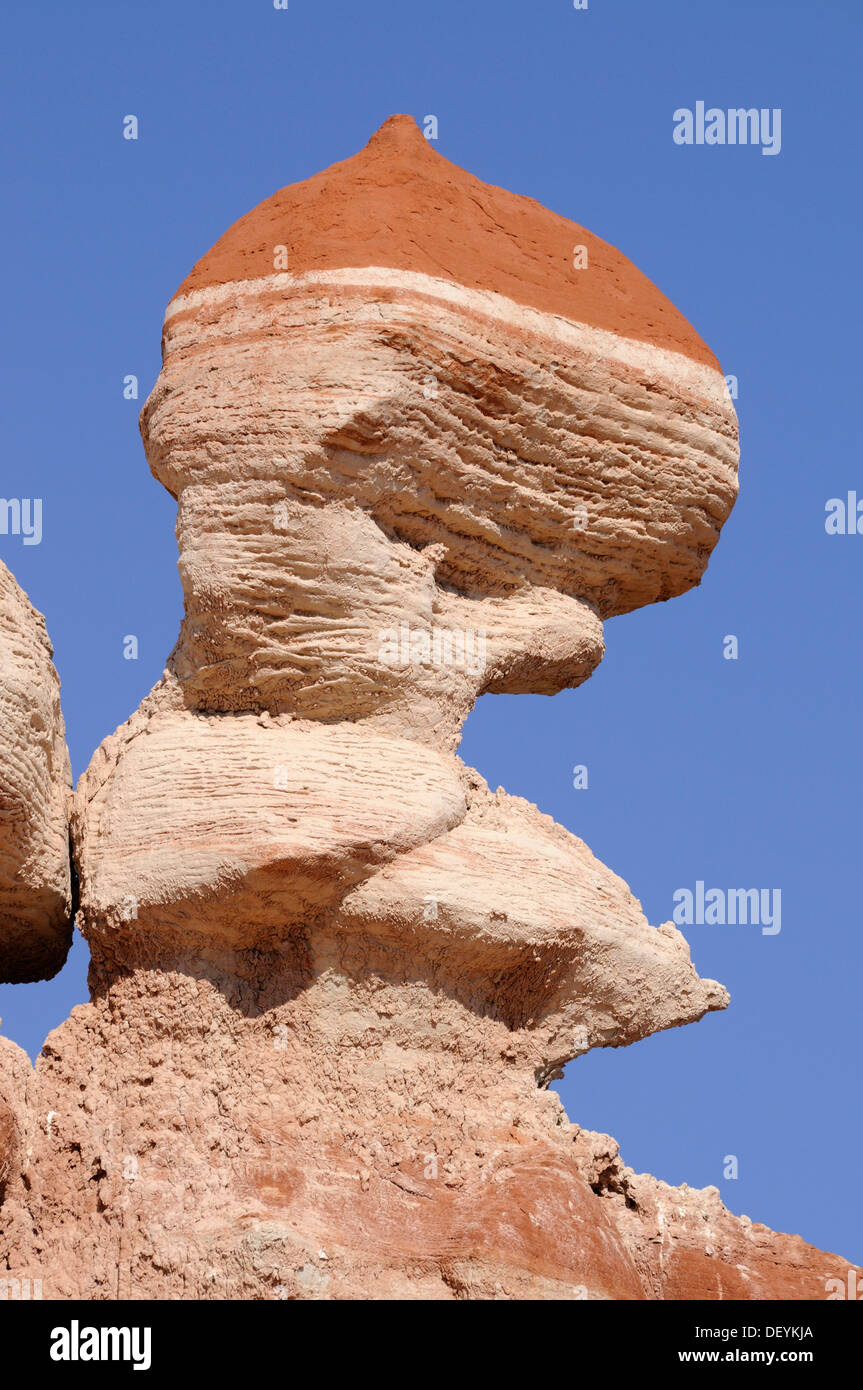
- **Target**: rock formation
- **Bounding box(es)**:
[0,560,72,983]
[0,116,855,1299]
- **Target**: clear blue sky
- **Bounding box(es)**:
[1,0,859,1265]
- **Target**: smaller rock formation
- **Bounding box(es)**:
[0,561,72,982]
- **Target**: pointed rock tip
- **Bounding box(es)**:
[369,113,422,138]
[364,113,430,153]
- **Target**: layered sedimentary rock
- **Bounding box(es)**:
[0,561,72,982]
[0,116,854,1299]
[142,114,736,743]
[72,695,724,1058]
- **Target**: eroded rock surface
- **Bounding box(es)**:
[142,115,737,737]
[1,982,851,1299]
[0,561,72,983]
[1,116,852,1300]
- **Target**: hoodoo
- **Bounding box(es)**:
[0,118,852,1299]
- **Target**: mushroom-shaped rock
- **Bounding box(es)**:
[141,114,738,740]
[6,120,837,1305]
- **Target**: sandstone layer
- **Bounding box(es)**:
[142,115,737,737]
[0,560,72,983]
[0,117,852,1300]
